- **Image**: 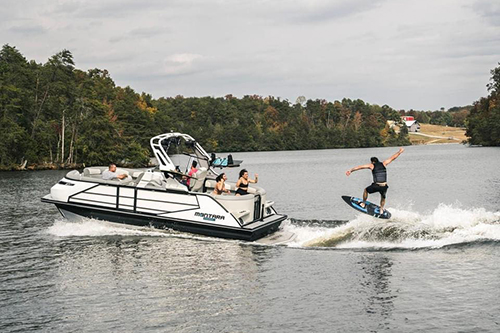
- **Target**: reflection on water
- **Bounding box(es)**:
[359,255,395,330]
[47,236,270,331]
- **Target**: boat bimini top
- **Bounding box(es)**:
[150,132,211,172]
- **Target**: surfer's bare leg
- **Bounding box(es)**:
[380,197,385,213]
[360,189,368,207]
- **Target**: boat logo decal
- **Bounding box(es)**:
[194,212,225,221]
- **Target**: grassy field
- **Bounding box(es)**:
[408,124,467,145]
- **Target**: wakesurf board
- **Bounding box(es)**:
[342,195,391,219]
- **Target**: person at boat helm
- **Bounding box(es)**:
[235,169,258,196]
[345,148,404,213]
[213,173,230,195]
[102,163,128,180]
[186,161,198,187]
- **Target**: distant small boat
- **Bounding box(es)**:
[42,132,291,242]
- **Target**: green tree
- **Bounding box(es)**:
[466,63,500,146]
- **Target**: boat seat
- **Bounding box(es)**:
[131,171,143,179]
[83,167,104,177]
[83,167,131,180]
[205,179,257,194]
[165,178,188,192]
[190,167,207,192]
[146,177,164,188]
[130,172,145,186]
[65,170,82,181]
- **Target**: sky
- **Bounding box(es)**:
[2,0,500,110]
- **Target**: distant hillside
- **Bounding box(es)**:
[409,124,466,145]
[399,106,471,128]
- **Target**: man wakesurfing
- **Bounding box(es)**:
[345,148,404,213]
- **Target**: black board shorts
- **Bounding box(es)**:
[365,183,389,198]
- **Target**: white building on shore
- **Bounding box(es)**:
[402,116,420,132]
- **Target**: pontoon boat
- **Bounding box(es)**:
[42,132,293,243]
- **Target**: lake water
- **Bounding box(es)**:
[1,144,500,332]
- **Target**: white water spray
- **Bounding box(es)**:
[46,218,170,238]
[285,204,500,249]
[45,204,500,250]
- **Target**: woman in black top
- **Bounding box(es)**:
[235,169,258,196]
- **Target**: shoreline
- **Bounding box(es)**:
[0,163,85,172]
[0,142,469,172]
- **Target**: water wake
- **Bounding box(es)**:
[46,204,500,250]
[46,218,172,238]
[285,204,500,249]
[46,218,234,243]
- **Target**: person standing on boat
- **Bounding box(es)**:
[186,161,198,187]
[213,173,230,195]
[345,148,404,212]
[235,169,258,196]
[102,163,128,180]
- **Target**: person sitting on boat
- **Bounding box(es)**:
[212,173,230,195]
[176,166,189,187]
[235,169,258,196]
[186,161,198,187]
[102,163,128,180]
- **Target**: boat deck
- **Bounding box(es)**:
[243,214,286,230]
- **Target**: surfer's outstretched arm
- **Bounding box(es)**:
[383,147,404,166]
[346,164,372,176]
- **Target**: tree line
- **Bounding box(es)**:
[465,63,500,146]
[0,45,414,170]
